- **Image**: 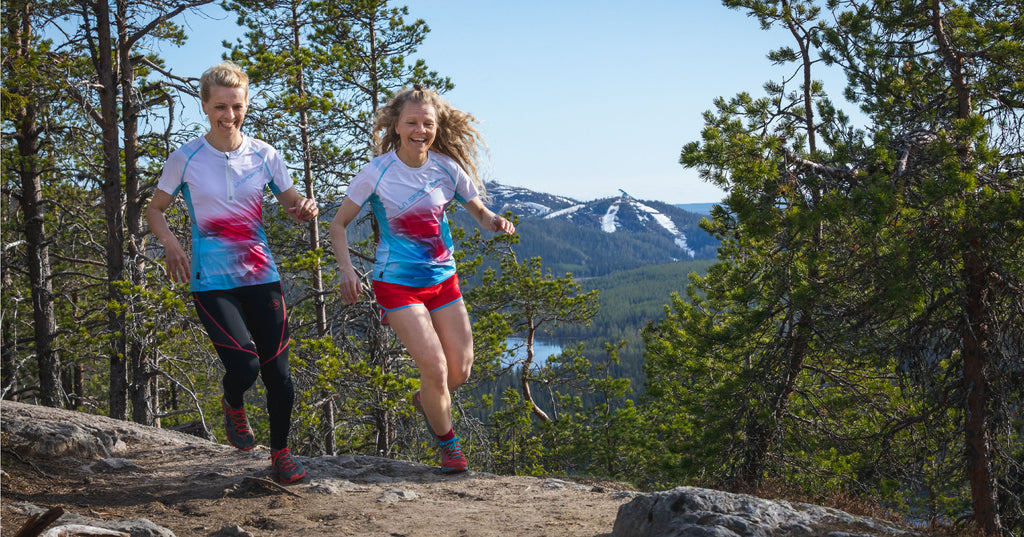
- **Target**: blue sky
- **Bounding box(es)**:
[165,1,809,204]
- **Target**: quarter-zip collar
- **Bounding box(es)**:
[225,152,233,201]
[203,135,248,202]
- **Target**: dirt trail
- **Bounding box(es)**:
[1,401,633,536]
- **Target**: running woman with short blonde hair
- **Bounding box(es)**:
[146,61,316,484]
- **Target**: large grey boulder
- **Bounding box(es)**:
[1,401,208,460]
[612,486,916,537]
[7,503,176,537]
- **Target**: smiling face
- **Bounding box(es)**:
[394,101,437,168]
[201,84,248,145]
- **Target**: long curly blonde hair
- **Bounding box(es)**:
[374,85,487,195]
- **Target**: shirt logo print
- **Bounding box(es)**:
[234,169,261,188]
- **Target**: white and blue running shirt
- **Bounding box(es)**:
[345,150,480,287]
[156,135,294,292]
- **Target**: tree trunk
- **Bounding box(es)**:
[301,122,326,336]
[373,405,393,457]
[1,307,16,399]
[324,397,336,456]
[361,311,397,457]
[962,247,1000,535]
[8,1,61,407]
[19,81,61,410]
[289,8,327,338]
[91,0,128,420]
[285,6,331,447]
[929,3,999,531]
[520,326,550,422]
[72,362,85,410]
[736,314,810,487]
[118,4,156,426]
[1,230,16,398]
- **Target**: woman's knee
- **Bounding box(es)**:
[223,353,261,387]
[267,374,295,400]
[261,354,293,387]
[418,358,450,390]
[448,358,472,390]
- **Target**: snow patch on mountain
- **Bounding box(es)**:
[515,201,554,216]
[545,204,586,219]
[635,201,695,258]
[602,202,620,232]
[490,183,579,218]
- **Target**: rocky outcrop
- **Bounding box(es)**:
[1,401,918,537]
[2,400,207,460]
[6,502,175,537]
[612,486,917,537]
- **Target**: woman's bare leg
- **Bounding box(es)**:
[387,305,452,435]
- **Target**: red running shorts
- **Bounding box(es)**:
[372,274,463,324]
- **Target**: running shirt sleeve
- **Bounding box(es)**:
[156,148,190,196]
[451,163,479,204]
[345,159,386,207]
[263,146,293,195]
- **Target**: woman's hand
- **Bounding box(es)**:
[489,213,515,234]
[330,198,363,304]
[146,188,191,284]
[163,239,191,284]
[287,195,319,222]
[338,266,361,304]
[464,197,516,235]
[275,187,319,222]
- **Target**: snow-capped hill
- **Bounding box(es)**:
[631,199,695,256]
[482,182,714,260]
[487,183,579,218]
[546,204,587,219]
[589,197,696,257]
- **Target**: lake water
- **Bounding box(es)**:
[502,337,564,367]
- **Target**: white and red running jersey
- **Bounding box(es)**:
[157,135,294,291]
[345,150,480,288]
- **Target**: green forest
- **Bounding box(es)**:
[2,1,1022,536]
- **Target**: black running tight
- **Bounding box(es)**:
[193,281,294,450]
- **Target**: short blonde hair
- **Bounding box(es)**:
[374,84,487,194]
[199,61,249,102]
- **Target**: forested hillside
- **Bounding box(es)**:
[3,2,1021,536]
[467,260,714,411]
[567,260,716,381]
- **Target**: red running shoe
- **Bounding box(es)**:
[270,447,306,484]
[221,397,255,451]
[439,435,468,474]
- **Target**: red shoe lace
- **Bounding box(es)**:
[226,407,249,434]
[271,448,297,471]
[440,437,464,460]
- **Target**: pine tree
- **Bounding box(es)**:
[818,2,1024,532]
[468,250,599,422]
[2,0,61,406]
[643,1,1022,533]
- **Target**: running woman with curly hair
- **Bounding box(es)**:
[330,85,515,473]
